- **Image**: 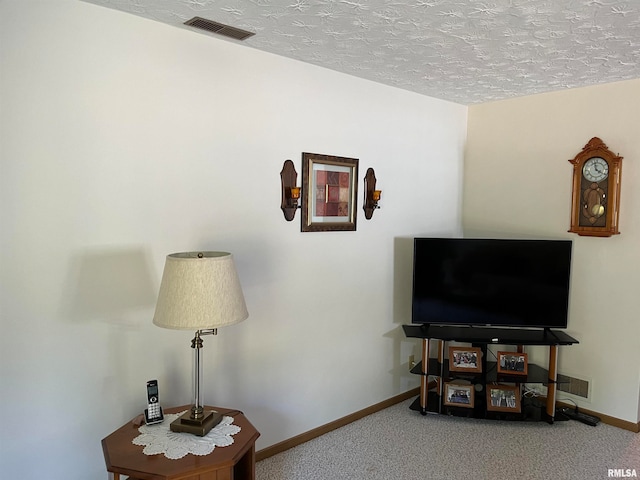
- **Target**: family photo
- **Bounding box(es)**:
[449,347,482,373]
[487,386,521,413]
[497,351,528,375]
[444,383,475,408]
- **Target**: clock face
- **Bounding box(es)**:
[582,157,609,182]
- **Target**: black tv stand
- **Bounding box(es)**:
[403,324,579,423]
[542,327,557,339]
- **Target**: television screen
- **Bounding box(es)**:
[411,238,573,329]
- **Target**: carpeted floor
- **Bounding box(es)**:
[256,398,640,480]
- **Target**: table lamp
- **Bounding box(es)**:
[153,252,248,436]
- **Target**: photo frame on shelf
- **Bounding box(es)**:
[443,382,475,408]
[301,152,359,232]
[497,351,528,376]
[448,346,482,373]
[486,385,521,413]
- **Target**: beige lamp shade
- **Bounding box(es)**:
[153,252,248,330]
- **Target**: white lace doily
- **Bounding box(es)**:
[132,411,241,460]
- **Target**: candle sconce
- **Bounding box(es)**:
[280,159,301,221]
[363,167,382,220]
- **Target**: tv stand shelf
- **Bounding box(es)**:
[403,325,579,423]
[411,360,550,384]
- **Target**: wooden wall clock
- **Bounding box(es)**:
[568,137,623,237]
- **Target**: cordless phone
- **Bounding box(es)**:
[144,379,164,425]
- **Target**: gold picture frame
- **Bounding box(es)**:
[301,152,358,232]
[497,351,528,376]
[443,382,475,408]
[486,385,521,413]
[448,346,482,374]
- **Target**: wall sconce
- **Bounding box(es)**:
[363,167,382,220]
[280,159,301,221]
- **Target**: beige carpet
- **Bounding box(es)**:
[256,398,639,480]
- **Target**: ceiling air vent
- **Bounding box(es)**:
[184,17,255,41]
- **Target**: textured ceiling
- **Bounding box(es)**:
[83,0,640,105]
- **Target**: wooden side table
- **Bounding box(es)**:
[102,405,260,480]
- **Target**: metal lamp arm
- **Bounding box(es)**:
[190,328,218,418]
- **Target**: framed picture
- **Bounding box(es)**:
[497,351,528,376]
[486,385,521,413]
[443,382,475,408]
[301,152,359,232]
[448,346,482,373]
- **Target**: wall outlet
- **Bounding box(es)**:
[409,354,415,369]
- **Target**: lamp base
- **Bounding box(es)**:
[169,409,222,436]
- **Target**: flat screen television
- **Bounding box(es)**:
[411,238,573,329]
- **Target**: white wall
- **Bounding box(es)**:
[0,1,467,478]
[465,79,640,424]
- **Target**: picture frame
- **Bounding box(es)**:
[301,152,359,232]
[486,385,521,413]
[497,351,528,376]
[443,382,475,408]
[448,346,482,373]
